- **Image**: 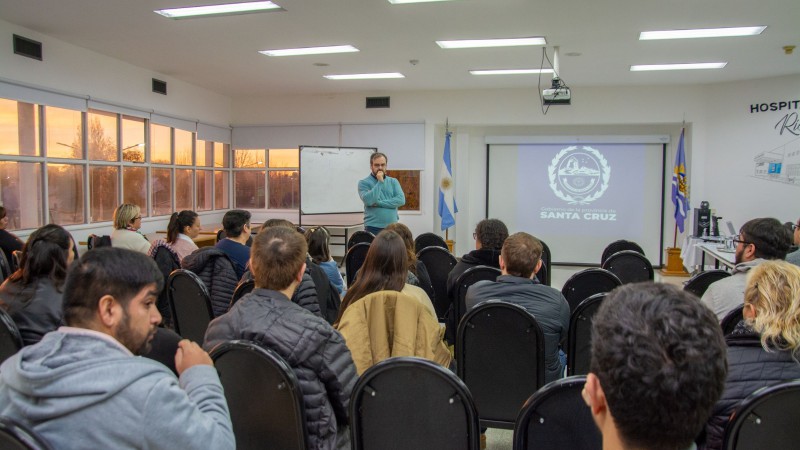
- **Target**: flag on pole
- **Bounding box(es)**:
[671,128,689,233]
[438,131,457,230]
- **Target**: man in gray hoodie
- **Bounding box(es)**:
[0,247,235,450]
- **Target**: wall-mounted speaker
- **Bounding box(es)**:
[13,34,42,61]
[152,78,167,95]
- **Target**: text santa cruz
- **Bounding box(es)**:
[540,207,617,221]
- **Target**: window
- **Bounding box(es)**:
[175,129,193,166]
[123,166,148,217]
[0,99,39,156]
[215,170,229,209]
[196,139,212,167]
[152,168,172,216]
[196,170,213,211]
[45,106,82,159]
[235,170,265,208]
[234,149,265,168]
[87,110,118,161]
[386,170,421,211]
[90,166,119,222]
[215,143,229,167]
[122,116,145,163]
[231,148,301,210]
[175,169,193,211]
[48,163,84,225]
[151,124,171,164]
[0,161,42,230]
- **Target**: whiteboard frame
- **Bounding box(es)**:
[299,145,377,216]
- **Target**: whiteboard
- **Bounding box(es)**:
[300,146,376,215]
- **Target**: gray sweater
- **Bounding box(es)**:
[0,328,234,450]
[701,259,765,320]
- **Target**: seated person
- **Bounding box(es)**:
[152,210,201,262]
[702,260,800,450]
[465,232,569,384]
[0,206,23,270]
[447,219,508,298]
[701,218,792,319]
[305,226,345,296]
[583,283,727,450]
[0,247,234,449]
[385,222,435,301]
[0,224,75,346]
[110,203,151,254]
[215,209,251,278]
[786,218,800,266]
[204,227,356,450]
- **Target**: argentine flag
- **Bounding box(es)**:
[438,131,458,230]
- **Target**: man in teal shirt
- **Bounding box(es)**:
[358,152,405,235]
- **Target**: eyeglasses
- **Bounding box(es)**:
[732,235,752,247]
[472,232,477,240]
[793,223,799,231]
[133,216,142,220]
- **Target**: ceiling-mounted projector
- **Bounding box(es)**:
[542,77,571,105]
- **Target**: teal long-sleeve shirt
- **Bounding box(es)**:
[358,174,405,228]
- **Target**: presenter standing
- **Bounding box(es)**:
[358,152,405,235]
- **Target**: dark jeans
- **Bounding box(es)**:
[365,226,383,235]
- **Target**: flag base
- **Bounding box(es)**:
[661,247,690,277]
[446,239,455,253]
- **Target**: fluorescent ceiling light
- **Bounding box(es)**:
[470,69,554,75]
[436,37,546,49]
[639,26,766,40]
[154,1,282,19]
[388,0,455,3]
[259,45,359,57]
[630,62,727,71]
[324,73,405,80]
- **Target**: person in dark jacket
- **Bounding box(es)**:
[204,226,357,450]
[701,260,800,450]
[215,209,251,278]
[0,224,75,346]
[181,247,238,317]
[465,232,569,384]
[446,218,508,299]
[584,283,727,450]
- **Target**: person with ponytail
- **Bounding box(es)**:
[163,210,201,262]
[0,224,76,346]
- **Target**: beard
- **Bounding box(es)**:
[116,310,157,355]
[734,246,744,265]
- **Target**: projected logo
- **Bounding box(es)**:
[548,146,611,205]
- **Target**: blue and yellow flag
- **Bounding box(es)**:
[438,132,457,230]
[671,128,689,233]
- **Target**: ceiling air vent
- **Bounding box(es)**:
[152,78,167,95]
[366,97,390,109]
[13,34,42,61]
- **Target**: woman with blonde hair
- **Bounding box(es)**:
[110,203,150,253]
[702,260,800,449]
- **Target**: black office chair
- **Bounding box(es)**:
[683,269,731,297]
[231,279,255,307]
[345,243,371,287]
[347,230,375,250]
[513,376,601,450]
[167,269,214,344]
[87,234,111,250]
[722,379,800,450]
[566,293,607,376]
[151,245,180,328]
[457,301,545,429]
[414,232,448,254]
[351,357,480,450]
[417,246,458,321]
[452,266,501,331]
[210,340,308,450]
[0,308,23,365]
[538,239,552,286]
[0,416,53,450]
[216,229,226,243]
[561,268,622,313]
[0,252,12,283]
[601,250,654,284]
[720,305,744,336]
[600,240,645,265]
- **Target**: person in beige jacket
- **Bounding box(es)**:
[335,230,450,374]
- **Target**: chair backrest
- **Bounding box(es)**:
[723,379,800,450]
[0,416,53,450]
[601,250,654,284]
[417,246,458,320]
[720,304,744,336]
[561,268,622,313]
[351,357,480,450]
[0,251,12,282]
[210,340,308,450]
[600,239,644,265]
[167,269,214,343]
[683,269,731,297]
[216,229,226,243]
[87,234,111,250]
[457,301,545,429]
[538,239,552,286]
[231,279,255,307]
[347,230,375,250]
[453,265,502,329]
[414,232,448,254]
[0,308,23,365]
[566,293,606,376]
[513,376,601,450]
[10,250,22,273]
[345,242,371,287]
